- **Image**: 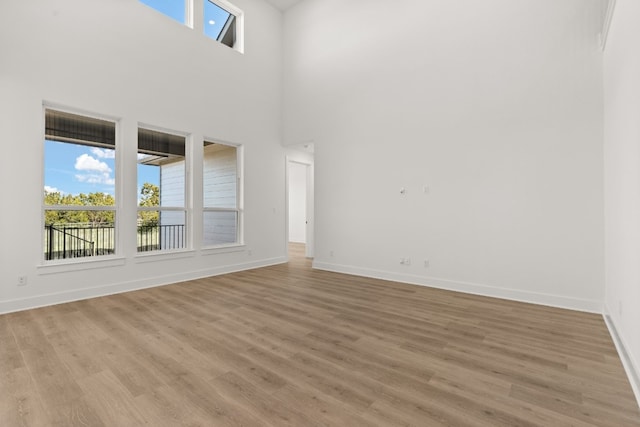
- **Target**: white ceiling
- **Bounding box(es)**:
[263,0,303,11]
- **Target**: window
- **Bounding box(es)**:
[203,141,241,246]
[137,128,187,253]
[204,0,241,50]
[138,0,244,52]
[44,109,117,261]
[139,0,188,25]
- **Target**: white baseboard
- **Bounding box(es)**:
[0,257,287,315]
[312,261,602,313]
[603,307,640,408]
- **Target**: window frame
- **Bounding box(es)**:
[202,139,243,249]
[137,0,244,53]
[203,0,244,53]
[136,124,191,255]
[41,104,121,264]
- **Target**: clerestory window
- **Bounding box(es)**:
[139,0,189,25]
[138,0,243,52]
[204,0,242,50]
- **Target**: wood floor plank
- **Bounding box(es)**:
[0,243,638,426]
[76,370,150,427]
[0,367,50,427]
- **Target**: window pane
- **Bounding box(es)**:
[204,0,236,48]
[44,212,115,260]
[137,211,186,252]
[44,108,117,262]
[139,0,186,24]
[138,129,185,209]
[203,211,237,246]
[137,128,186,253]
[203,142,237,209]
[44,110,116,205]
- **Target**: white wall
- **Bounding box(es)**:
[603,0,640,401]
[284,0,606,311]
[288,161,307,243]
[0,0,286,313]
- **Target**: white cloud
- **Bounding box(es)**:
[91,147,115,159]
[74,154,115,187]
[44,185,63,194]
[75,173,115,186]
[75,154,111,173]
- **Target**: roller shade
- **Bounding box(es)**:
[45,109,115,147]
[138,128,185,157]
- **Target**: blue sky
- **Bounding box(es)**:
[204,0,231,40]
[139,0,230,40]
[44,140,159,198]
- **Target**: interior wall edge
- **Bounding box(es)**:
[603,307,640,408]
[312,261,603,314]
[0,256,287,316]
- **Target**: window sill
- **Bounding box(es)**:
[201,244,245,256]
[37,256,126,275]
[134,249,197,264]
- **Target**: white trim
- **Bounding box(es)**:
[603,306,640,408]
[45,206,117,212]
[0,257,287,315]
[37,256,126,274]
[285,156,290,259]
[42,104,121,265]
[134,249,197,263]
[200,244,245,255]
[185,0,194,29]
[601,0,617,50]
[137,206,186,212]
[312,261,602,313]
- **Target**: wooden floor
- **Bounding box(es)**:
[1,243,639,426]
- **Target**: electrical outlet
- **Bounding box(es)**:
[424,259,430,268]
[400,258,411,265]
[329,250,334,257]
[18,276,27,286]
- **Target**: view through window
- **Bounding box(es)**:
[203,141,240,246]
[44,109,117,261]
[204,0,237,48]
[138,0,241,50]
[137,128,187,252]
[139,0,186,24]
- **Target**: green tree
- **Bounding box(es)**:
[44,191,63,225]
[78,192,115,226]
[44,190,115,225]
[138,183,160,226]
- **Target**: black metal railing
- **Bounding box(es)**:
[137,224,185,252]
[44,223,185,259]
[45,225,100,260]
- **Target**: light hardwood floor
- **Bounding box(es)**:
[1,243,639,426]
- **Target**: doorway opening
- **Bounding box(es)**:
[286,157,313,261]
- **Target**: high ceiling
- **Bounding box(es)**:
[263,0,303,11]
